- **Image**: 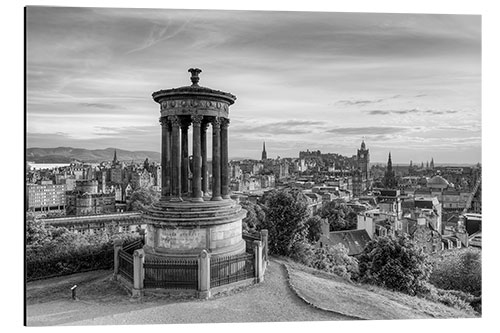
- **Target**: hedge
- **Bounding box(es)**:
[26,236,141,281]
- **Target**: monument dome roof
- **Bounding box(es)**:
[427,175,450,186]
[152,68,236,104]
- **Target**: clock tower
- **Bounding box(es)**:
[357,140,370,180]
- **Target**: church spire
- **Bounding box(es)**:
[261,141,267,160]
[113,149,118,164]
[383,152,397,189]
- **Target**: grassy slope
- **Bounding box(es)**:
[26,260,477,321]
[278,257,477,320]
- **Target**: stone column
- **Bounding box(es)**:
[160,117,171,200]
[201,122,208,196]
[113,239,124,280]
[181,120,189,196]
[221,118,230,199]
[191,115,204,202]
[169,115,182,202]
[132,249,145,298]
[211,117,222,201]
[198,249,211,299]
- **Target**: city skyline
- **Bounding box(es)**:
[27,7,481,164]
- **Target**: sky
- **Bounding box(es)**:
[26,6,481,164]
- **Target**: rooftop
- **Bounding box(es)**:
[325,229,371,256]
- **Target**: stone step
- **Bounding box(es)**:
[148,203,240,213]
[145,208,243,220]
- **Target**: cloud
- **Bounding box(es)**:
[233,120,325,135]
[325,126,408,135]
[336,95,401,106]
[366,109,459,115]
[79,103,123,109]
[93,125,158,136]
[25,8,481,163]
[126,17,193,54]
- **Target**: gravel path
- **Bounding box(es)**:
[27,260,351,326]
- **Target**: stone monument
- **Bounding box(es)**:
[143,68,247,259]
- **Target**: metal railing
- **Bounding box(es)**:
[117,250,134,283]
[143,256,198,289]
[210,252,255,288]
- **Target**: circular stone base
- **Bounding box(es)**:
[143,198,247,258]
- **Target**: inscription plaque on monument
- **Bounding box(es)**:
[158,228,207,249]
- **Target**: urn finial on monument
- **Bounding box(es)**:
[188,68,202,86]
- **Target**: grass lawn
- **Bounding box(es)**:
[280,257,477,320]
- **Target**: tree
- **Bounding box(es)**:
[305,216,323,243]
[357,235,432,295]
[240,200,266,232]
[127,186,160,211]
[320,200,356,231]
[260,189,309,256]
[26,212,53,246]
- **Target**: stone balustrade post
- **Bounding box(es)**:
[198,249,211,299]
[260,229,269,266]
[253,240,264,283]
[132,249,145,298]
[113,239,124,280]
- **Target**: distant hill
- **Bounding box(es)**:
[26,147,161,163]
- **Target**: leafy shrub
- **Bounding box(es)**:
[418,282,477,313]
[26,213,142,280]
[357,235,432,295]
[127,186,160,211]
[289,241,359,280]
[241,200,266,232]
[304,216,324,243]
[26,242,115,281]
[429,248,481,296]
[289,241,315,266]
[320,200,357,231]
[310,244,359,280]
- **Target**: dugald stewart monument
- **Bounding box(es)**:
[145,68,247,258]
[112,69,267,299]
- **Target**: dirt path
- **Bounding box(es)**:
[27,260,351,326]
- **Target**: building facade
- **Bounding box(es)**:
[66,180,116,216]
[26,182,66,214]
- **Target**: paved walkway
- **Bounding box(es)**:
[27,261,351,326]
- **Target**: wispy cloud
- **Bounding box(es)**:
[336,95,401,106]
[25,7,481,163]
[126,17,192,54]
[233,120,325,135]
[366,109,459,115]
[79,103,123,109]
[325,126,408,135]
[93,125,158,136]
